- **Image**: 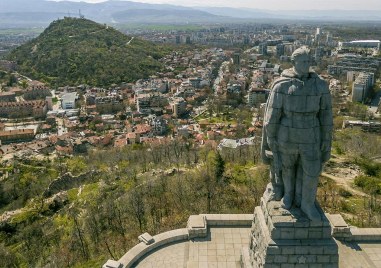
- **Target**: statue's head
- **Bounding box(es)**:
[291,46,311,77]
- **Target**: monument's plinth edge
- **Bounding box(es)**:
[243,203,339,268]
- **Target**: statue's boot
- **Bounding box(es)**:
[281,194,293,210]
[301,176,321,221]
[268,167,283,201]
[301,202,321,221]
[280,168,294,210]
[273,184,283,201]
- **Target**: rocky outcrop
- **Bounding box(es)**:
[43,171,98,198]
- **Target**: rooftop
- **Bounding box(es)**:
[0,129,34,137]
[62,92,78,103]
[350,40,380,43]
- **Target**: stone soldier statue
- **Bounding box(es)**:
[261,46,333,221]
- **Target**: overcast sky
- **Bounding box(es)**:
[59,0,381,10]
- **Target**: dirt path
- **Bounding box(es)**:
[322,155,367,197]
[321,172,367,197]
[0,209,23,222]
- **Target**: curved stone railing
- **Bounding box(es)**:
[118,228,189,268]
[103,214,253,268]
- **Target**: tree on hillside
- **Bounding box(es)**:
[129,188,146,232]
[204,150,227,213]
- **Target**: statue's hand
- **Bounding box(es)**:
[322,151,331,163]
[320,141,330,152]
[267,138,278,152]
[321,141,331,162]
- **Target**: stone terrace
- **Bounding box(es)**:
[103,214,381,268]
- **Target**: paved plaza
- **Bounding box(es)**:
[131,226,381,268]
[133,227,250,268]
[338,241,381,268]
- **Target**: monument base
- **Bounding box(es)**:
[241,198,339,268]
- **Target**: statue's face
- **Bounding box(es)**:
[293,54,311,77]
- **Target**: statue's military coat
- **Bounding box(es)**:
[262,69,333,177]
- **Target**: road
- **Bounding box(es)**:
[127,37,134,45]
[56,118,68,136]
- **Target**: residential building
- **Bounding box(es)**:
[146,115,167,136]
[247,89,268,107]
[259,60,281,74]
[135,92,167,114]
[343,120,381,133]
[61,92,78,110]
[328,54,380,75]
[227,82,243,94]
[0,129,35,144]
[258,43,267,55]
[276,44,285,57]
[352,72,374,103]
[95,96,124,114]
[23,85,51,100]
[0,92,16,102]
[46,96,53,110]
[233,52,240,65]
[188,77,202,89]
[0,60,17,71]
[328,65,377,76]
[339,40,381,49]
[170,97,187,117]
[0,100,47,118]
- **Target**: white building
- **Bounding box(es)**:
[61,92,78,110]
[339,40,381,49]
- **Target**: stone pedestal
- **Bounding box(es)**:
[241,198,339,268]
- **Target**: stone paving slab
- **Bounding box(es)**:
[337,240,381,268]
[187,227,251,268]
[133,241,189,268]
[133,227,250,268]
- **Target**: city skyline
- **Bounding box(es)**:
[54,0,381,10]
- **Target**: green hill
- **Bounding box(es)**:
[7,17,169,86]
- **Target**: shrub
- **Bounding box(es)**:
[338,188,352,198]
[354,175,381,195]
[355,158,381,177]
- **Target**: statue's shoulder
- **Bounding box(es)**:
[271,76,293,91]
[310,72,329,94]
[271,69,296,93]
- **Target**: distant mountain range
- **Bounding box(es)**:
[1,0,381,27]
[195,7,381,21]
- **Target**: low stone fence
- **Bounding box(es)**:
[117,228,189,268]
[327,213,381,241]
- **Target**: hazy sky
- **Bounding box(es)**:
[60,0,381,10]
